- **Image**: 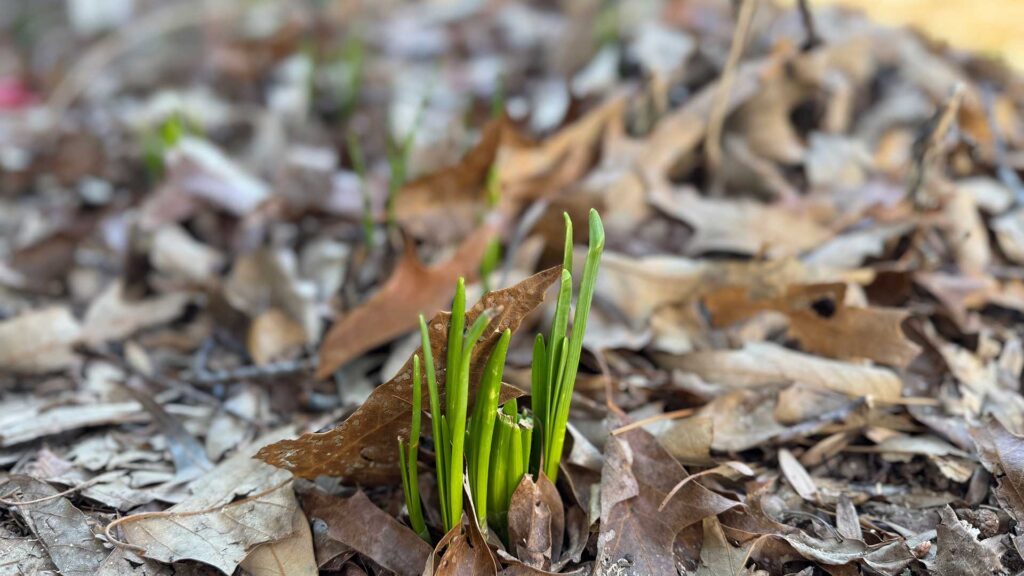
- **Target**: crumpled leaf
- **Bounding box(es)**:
[239,502,317,576]
[507,473,564,570]
[5,475,109,576]
[301,489,430,576]
[0,306,81,373]
[594,425,739,575]
[119,480,298,575]
[317,224,495,378]
[930,506,1003,575]
[651,187,833,258]
[971,419,1024,523]
[396,118,506,241]
[0,532,57,576]
[695,516,754,576]
[82,281,190,344]
[259,266,560,484]
[704,282,920,368]
[664,342,903,400]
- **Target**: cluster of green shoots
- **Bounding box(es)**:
[398,209,604,541]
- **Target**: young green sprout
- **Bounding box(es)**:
[398,209,603,539]
[398,354,428,541]
[531,209,605,482]
[345,131,373,247]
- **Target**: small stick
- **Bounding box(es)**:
[611,407,696,436]
[104,479,293,553]
[184,356,317,385]
[796,0,821,51]
[77,345,220,405]
[909,83,965,208]
[705,0,758,193]
[0,471,125,507]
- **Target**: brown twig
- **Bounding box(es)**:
[705,0,758,194]
[611,407,696,436]
[908,83,965,208]
[103,479,293,553]
[797,0,822,51]
[0,471,125,507]
[76,345,220,405]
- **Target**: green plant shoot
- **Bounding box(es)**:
[531,209,605,482]
[398,354,428,541]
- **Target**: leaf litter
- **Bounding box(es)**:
[3,0,1024,574]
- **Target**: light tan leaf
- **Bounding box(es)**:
[704,282,920,368]
[665,342,903,400]
[224,247,319,342]
[945,187,991,277]
[302,489,431,576]
[82,282,190,344]
[5,476,109,576]
[240,508,317,576]
[150,224,224,284]
[248,308,307,366]
[259,266,560,484]
[0,306,81,373]
[119,481,298,575]
[395,118,505,242]
[695,516,754,576]
[778,448,819,503]
[651,187,833,258]
[316,224,495,378]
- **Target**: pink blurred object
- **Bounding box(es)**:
[0,77,37,110]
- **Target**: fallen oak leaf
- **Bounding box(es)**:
[4,475,109,576]
[970,418,1024,523]
[507,473,564,570]
[316,224,496,379]
[239,507,317,576]
[259,266,561,484]
[661,342,903,401]
[929,505,1003,575]
[0,306,81,374]
[108,479,298,576]
[396,117,507,242]
[695,516,755,576]
[594,423,739,575]
[704,282,921,368]
[302,489,430,576]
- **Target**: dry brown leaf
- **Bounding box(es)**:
[507,473,564,569]
[664,342,903,400]
[695,516,755,576]
[224,247,319,342]
[396,117,505,241]
[301,489,431,576]
[594,425,739,575]
[82,282,190,344]
[316,224,495,378]
[777,448,819,503]
[930,506,1003,575]
[0,306,81,373]
[259,266,560,484]
[651,187,833,258]
[248,308,307,366]
[704,282,920,368]
[5,476,109,576]
[240,507,318,576]
[119,481,298,575]
[971,419,1024,523]
[835,496,862,541]
[945,188,991,277]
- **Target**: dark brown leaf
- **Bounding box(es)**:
[317,224,496,379]
[930,506,1003,575]
[302,489,431,576]
[259,266,561,484]
[594,425,739,575]
[507,473,564,569]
